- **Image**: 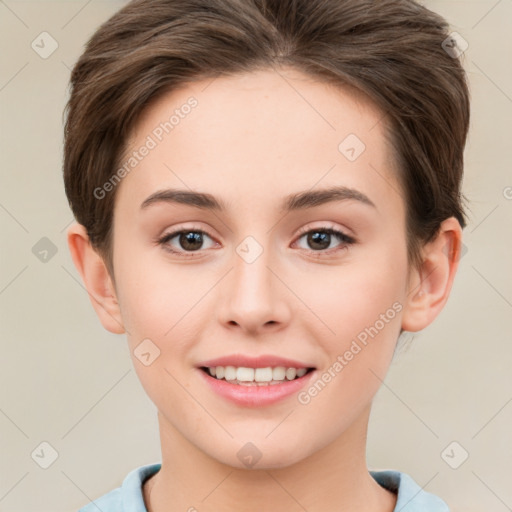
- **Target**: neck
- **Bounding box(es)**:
[144,404,396,512]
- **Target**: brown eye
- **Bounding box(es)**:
[176,231,204,251]
[295,227,356,254]
[306,231,331,251]
[158,229,216,256]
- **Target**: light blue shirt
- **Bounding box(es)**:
[78,462,449,511]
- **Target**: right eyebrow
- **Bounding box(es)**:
[140,189,226,211]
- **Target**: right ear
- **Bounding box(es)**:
[66,222,125,334]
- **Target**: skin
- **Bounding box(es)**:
[67,66,462,512]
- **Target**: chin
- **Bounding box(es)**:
[206,435,313,471]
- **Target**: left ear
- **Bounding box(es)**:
[401,217,463,332]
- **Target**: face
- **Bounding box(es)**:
[110,67,410,469]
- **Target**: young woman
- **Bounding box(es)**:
[64,1,470,510]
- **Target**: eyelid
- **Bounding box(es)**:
[293,222,357,249]
[159,224,214,240]
[157,222,356,257]
[294,221,354,239]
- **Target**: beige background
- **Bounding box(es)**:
[1,1,511,511]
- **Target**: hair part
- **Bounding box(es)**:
[63,0,470,281]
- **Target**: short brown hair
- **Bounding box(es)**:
[63,0,470,277]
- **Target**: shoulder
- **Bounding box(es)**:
[370,469,450,512]
[77,462,162,512]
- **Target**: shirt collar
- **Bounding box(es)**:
[120,463,449,512]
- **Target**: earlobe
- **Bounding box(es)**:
[66,222,125,334]
[401,217,462,332]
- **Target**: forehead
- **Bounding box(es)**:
[116,67,402,218]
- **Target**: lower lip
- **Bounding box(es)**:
[197,368,316,407]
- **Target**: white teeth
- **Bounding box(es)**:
[236,367,254,382]
[272,367,286,381]
[285,368,297,380]
[255,367,273,382]
[205,365,310,384]
[224,366,237,381]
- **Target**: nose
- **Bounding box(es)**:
[216,237,292,336]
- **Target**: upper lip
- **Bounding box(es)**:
[198,354,315,369]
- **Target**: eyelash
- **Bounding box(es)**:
[156,224,356,259]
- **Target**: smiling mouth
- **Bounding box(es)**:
[200,366,315,386]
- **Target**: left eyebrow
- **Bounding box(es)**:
[282,185,376,212]
[140,185,376,212]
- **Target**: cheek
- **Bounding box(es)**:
[114,247,206,338]
[303,255,406,343]
[296,271,404,435]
